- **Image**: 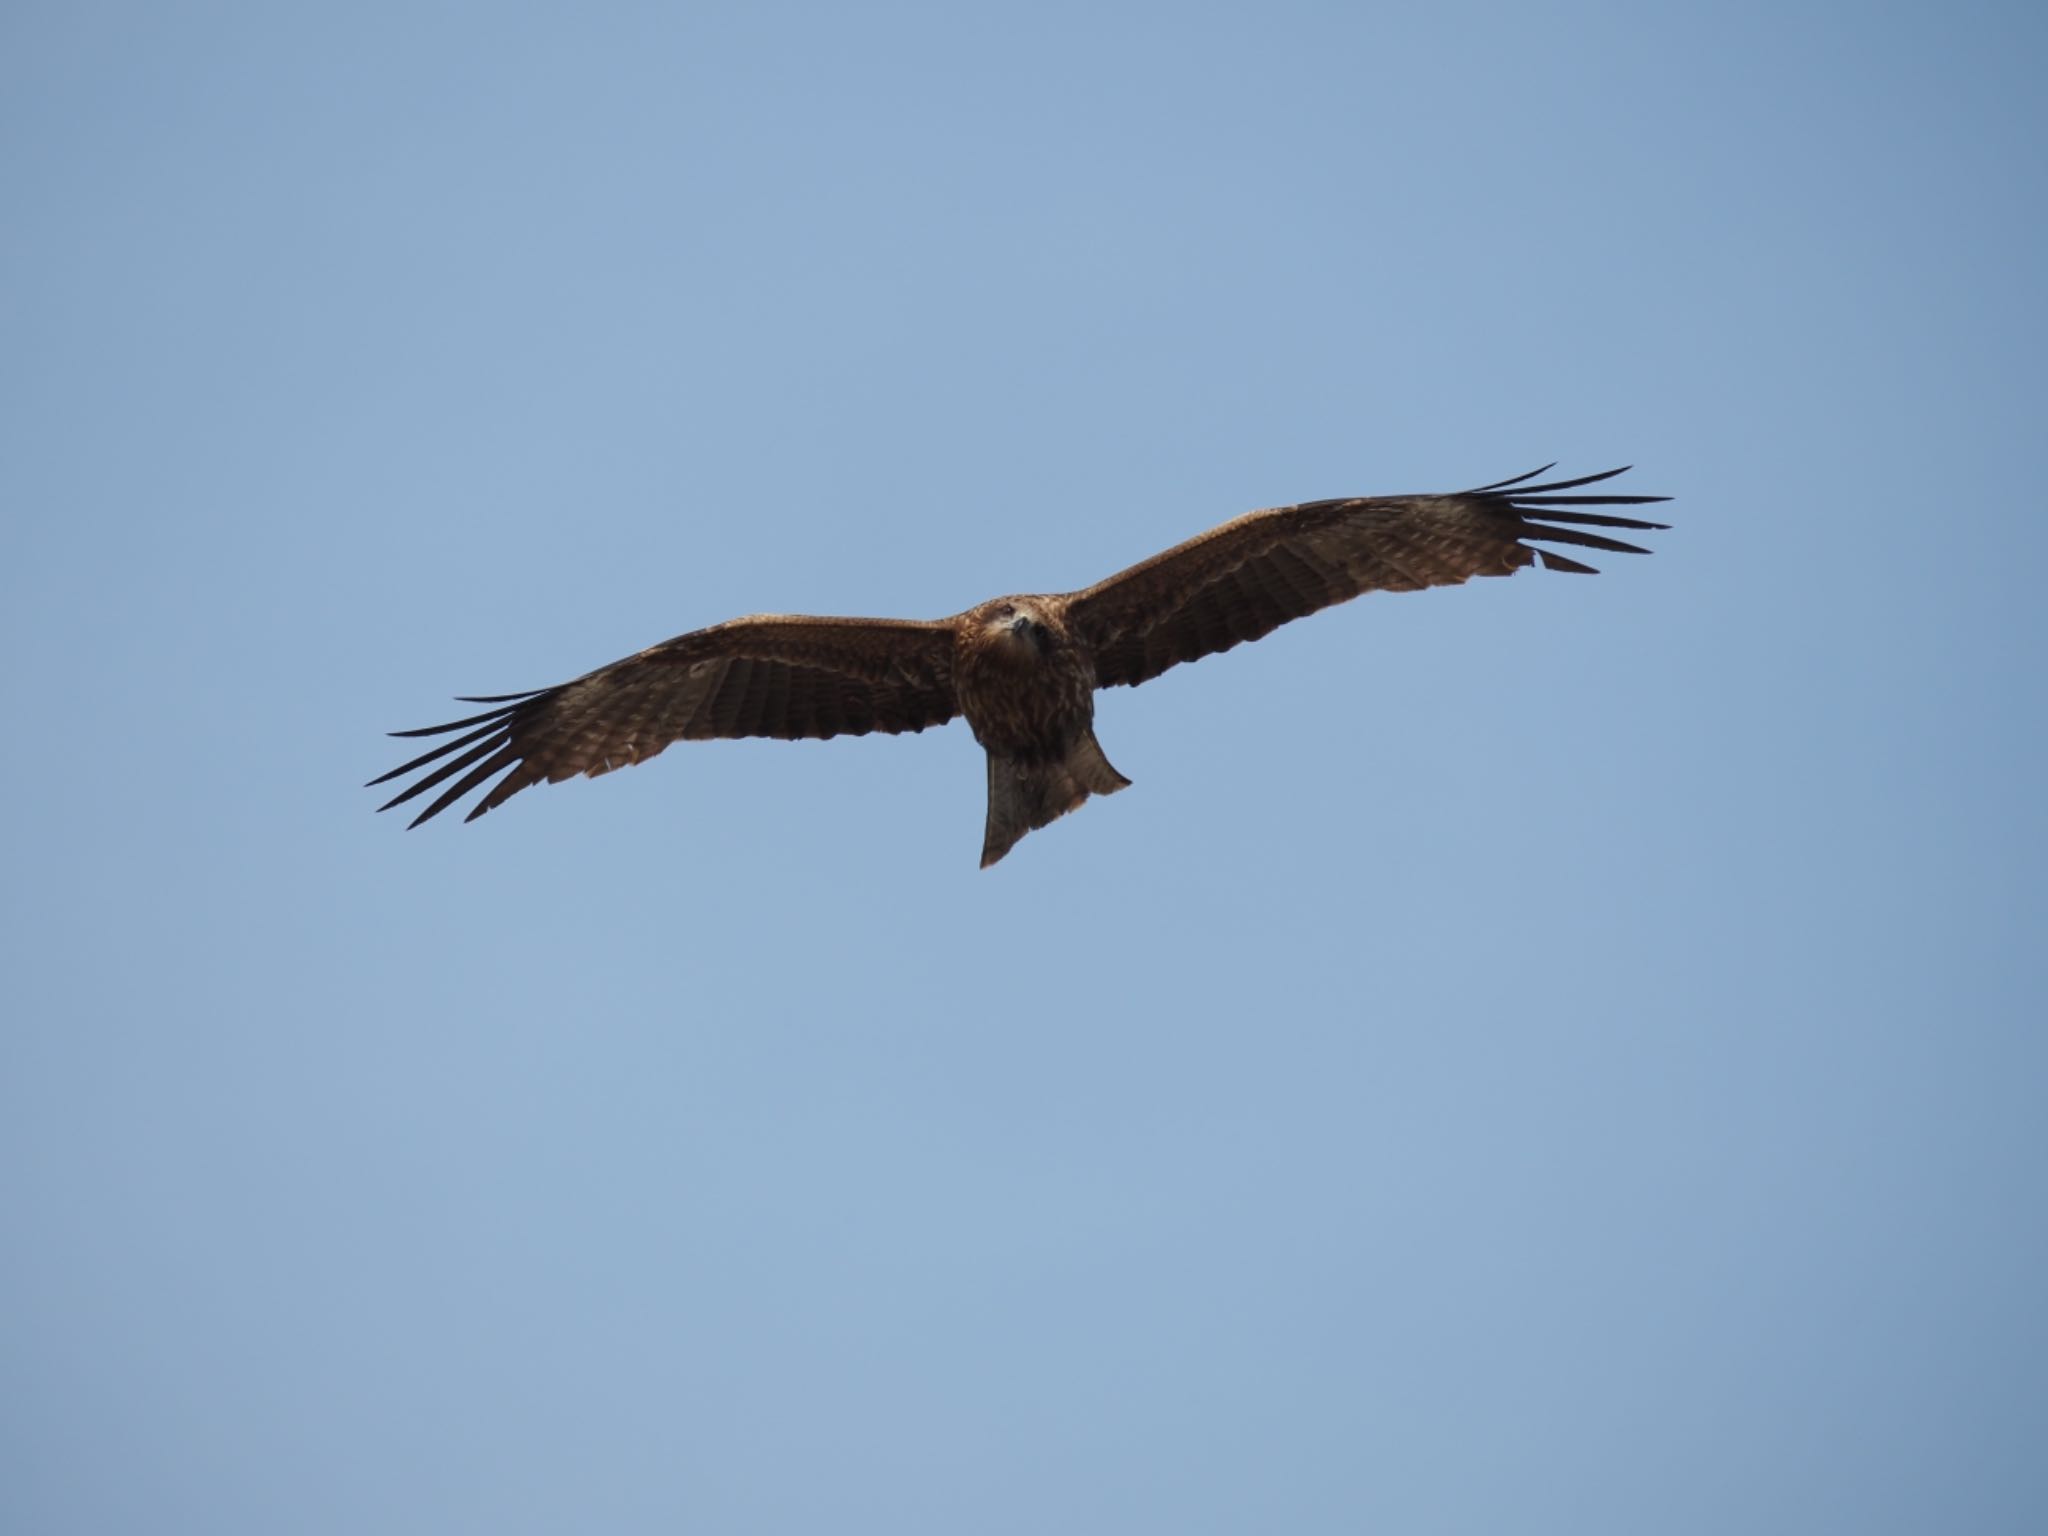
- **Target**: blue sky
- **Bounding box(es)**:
[4,3,2043,1531]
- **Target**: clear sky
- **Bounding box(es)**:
[5,3,2044,1532]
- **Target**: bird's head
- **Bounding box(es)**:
[982,599,1055,659]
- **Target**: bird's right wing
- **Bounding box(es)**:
[368,614,958,826]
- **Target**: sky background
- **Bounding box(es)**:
[5,2,2044,1532]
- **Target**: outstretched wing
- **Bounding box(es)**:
[369,615,958,827]
[1064,466,1670,689]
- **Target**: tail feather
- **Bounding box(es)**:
[980,730,1131,868]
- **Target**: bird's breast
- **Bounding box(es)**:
[955,639,1097,760]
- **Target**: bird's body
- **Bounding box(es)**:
[371,466,1670,865]
[951,596,1128,865]
[952,597,1098,761]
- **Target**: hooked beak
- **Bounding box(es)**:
[998,613,1050,655]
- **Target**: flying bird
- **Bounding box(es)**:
[371,465,1670,866]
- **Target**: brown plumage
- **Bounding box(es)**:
[370,464,1670,865]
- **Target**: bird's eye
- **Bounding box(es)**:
[996,604,1015,619]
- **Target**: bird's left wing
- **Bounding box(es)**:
[369,614,957,826]
[1063,466,1671,689]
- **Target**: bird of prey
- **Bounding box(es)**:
[370,465,1669,866]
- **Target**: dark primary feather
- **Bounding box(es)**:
[368,615,957,827]
[1066,466,1670,689]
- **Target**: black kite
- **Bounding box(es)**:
[370,465,1670,865]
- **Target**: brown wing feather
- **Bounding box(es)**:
[1065,466,1671,689]
[368,615,958,826]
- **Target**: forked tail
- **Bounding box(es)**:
[980,730,1131,868]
